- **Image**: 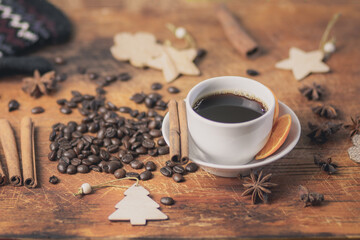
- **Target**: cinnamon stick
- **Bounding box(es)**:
[168,100,181,162]
[216,4,259,57]
[177,100,189,164]
[0,119,22,186]
[0,162,6,186]
[21,117,37,188]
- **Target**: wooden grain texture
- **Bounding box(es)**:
[0,0,359,238]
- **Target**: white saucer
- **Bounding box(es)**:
[161,101,301,177]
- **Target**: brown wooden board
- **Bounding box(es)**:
[0,0,359,238]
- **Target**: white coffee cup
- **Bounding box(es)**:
[185,76,275,165]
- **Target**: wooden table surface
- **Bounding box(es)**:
[0,0,359,238]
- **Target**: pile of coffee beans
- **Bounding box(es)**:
[48,89,198,183]
[160,161,198,183]
[130,92,168,111]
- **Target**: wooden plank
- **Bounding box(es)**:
[0,0,359,238]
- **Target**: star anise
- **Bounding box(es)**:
[314,156,337,174]
[241,170,278,204]
[22,70,56,98]
[299,185,324,207]
[307,121,342,144]
[344,116,360,137]
[299,82,324,101]
[312,103,337,119]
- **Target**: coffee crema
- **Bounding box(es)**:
[192,92,266,123]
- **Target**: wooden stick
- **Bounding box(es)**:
[0,119,22,186]
[0,161,6,186]
[216,4,259,57]
[21,117,37,188]
[168,100,181,162]
[177,100,189,164]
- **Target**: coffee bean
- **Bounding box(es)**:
[57,163,68,173]
[144,97,156,108]
[114,168,126,179]
[160,197,175,205]
[141,139,155,148]
[149,129,162,137]
[131,93,146,104]
[130,109,139,118]
[71,131,82,138]
[160,166,173,177]
[145,161,156,171]
[54,56,65,65]
[90,165,102,172]
[173,173,185,182]
[103,139,111,148]
[57,149,64,159]
[81,158,92,166]
[60,106,72,114]
[166,160,177,168]
[105,127,117,138]
[31,106,45,114]
[71,96,83,103]
[158,146,169,155]
[118,72,131,81]
[8,100,20,112]
[167,86,180,94]
[90,145,99,155]
[49,175,59,184]
[140,170,152,181]
[148,148,158,156]
[107,161,122,174]
[77,123,88,133]
[49,130,57,142]
[173,165,185,174]
[48,150,57,161]
[88,155,100,164]
[50,142,59,151]
[151,82,163,90]
[56,99,67,105]
[77,164,90,173]
[88,122,99,133]
[111,138,121,146]
[195,48,207,62]
[121,153,134,164]
[130,160,144,169]
[96,87,106,95]
[88,72,98,80]
[63,149,76,159]
[66,165,77,174]
[126,172,140,179]
[118,149,127,158]
[66,101,78,108]
[105,75,117,83]
[98,160,108,172]
[185,162,198,172]
[246,69,259,76]
[157,137,166,146]
[136,146,147,154]
[71,158,82,166]
[107,144,119,153]
[148,92,162,101]
[119,106,132,113]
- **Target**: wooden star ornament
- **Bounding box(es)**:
[147,45,200,82]
[275,47,330,81]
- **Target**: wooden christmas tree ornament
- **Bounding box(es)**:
[108,184,168,225]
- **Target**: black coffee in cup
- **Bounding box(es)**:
[192,92,266,123]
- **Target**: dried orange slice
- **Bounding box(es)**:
[255,114,292,160]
